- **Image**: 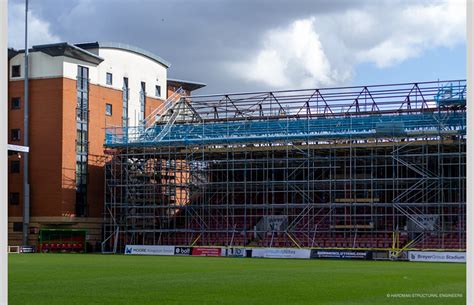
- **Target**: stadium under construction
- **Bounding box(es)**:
[102,80,466,257]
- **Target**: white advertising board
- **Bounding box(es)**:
[252,248,310,259]
[124,245,175,256]
[408,251,466,263]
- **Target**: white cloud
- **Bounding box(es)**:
[8,2,61,49]
[229,0,465,89]
[356,0,466,67]
[228,18,351,89]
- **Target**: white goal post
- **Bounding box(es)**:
[8,246,20,254]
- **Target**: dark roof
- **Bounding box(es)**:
[32,42,104,65]
[167,78,207,91]
[9,41,171,68]
[8,48,19,60]
[75,42,171,68]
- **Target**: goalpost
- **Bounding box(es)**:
[7,246,20,254]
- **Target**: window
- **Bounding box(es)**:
[11,129,20,141]
[122,77,129,127]
[10,160,20,173]
[106,72,113,85]
[9,193,20,205]
[105,103,112,116]
[76,130,88,153]
[75,66,90,218]
[155,85,161,97]
[11,97,21,110]
[11,65,20,77]
[140,82,146,123]
[13,222,22,232]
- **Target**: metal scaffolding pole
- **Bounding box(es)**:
[102,81,466,254]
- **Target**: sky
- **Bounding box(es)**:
[8,0,466,94]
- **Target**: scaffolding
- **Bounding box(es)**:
[102,80,466,254]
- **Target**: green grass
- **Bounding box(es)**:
[9,254,465,305]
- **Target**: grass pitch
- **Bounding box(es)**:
[9,254,465,305]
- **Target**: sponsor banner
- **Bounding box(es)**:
[174,246,192,256]
[226,248,246,257]
[20,246,35,253]
[408,215,439,231]
[408,251,466,263]
[192,247,222,257]
[256,216,288,233]
[266,216,288,231]
[124,245,175,256]
[310,250,371,260]
[252,248,311,259]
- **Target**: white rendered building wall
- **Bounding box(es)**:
[86,47,167,126]
[9,52,64,80]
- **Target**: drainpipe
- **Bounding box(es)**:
[22,0,30,246]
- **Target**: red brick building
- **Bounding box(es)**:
[7,42,205,248]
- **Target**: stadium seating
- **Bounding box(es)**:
[39,237,85,253]
[150,204,465,250]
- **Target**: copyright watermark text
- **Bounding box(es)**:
[386,293,463,298]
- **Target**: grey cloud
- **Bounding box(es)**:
[10,0,362,93]
[8,0,463,93]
